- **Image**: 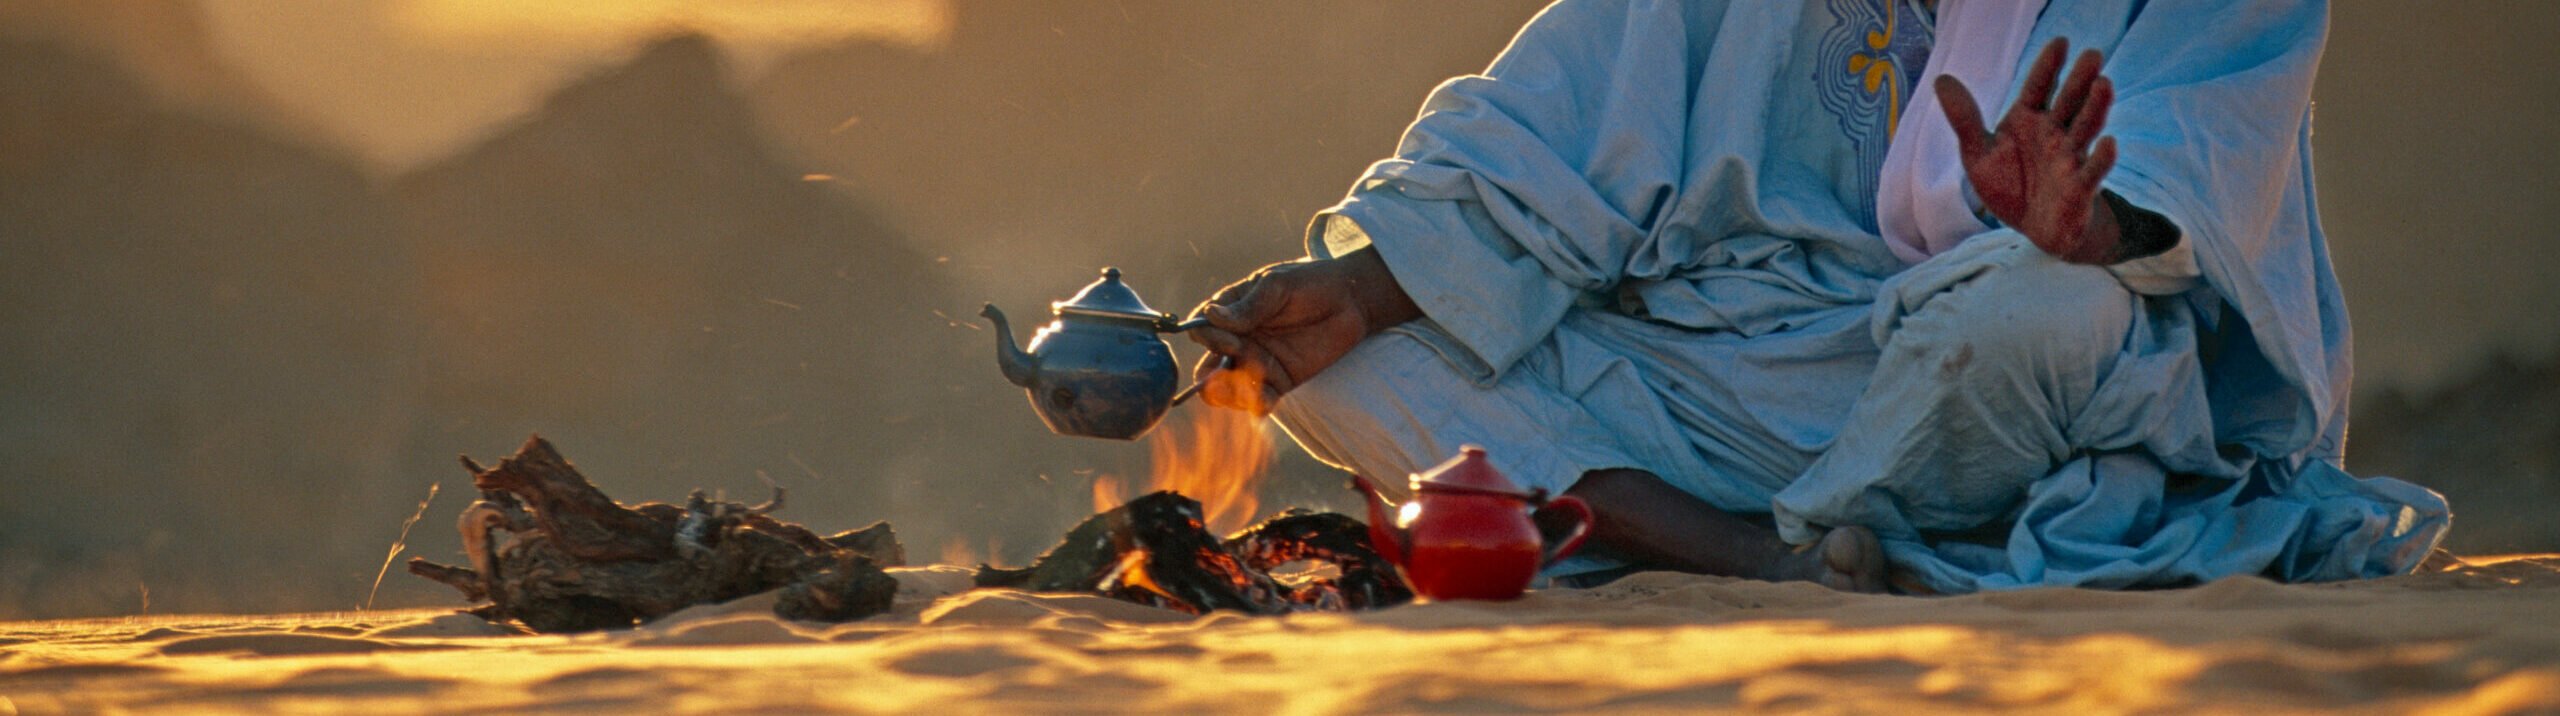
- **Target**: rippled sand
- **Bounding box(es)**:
[4,557,2555,714]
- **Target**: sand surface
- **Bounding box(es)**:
[3,556,2556,714]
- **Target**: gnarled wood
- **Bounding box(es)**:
[410,436,902,632]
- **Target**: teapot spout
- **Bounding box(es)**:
[1349,474,1409,567]
[979,303,1039,388]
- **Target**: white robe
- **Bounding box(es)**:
[1274,0,2447,592]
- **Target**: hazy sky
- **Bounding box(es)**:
[194,0,949,167]
[178,0,2559,392]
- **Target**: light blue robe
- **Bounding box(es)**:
[1276,0,2448,592]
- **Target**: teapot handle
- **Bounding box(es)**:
[1534,495,1594,567]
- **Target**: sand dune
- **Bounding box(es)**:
[3,558,2555,714]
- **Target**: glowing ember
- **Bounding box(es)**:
[978,492,1411,614]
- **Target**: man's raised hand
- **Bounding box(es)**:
[1935,38,2125,265]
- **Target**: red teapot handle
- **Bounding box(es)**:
[1535,495,1594,567]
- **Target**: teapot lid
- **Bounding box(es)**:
[1052,268,1172,323]
[1411,445,1537,498]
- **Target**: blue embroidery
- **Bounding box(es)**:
[1814,0,1934,217]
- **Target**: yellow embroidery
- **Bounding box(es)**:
[1848,11,1910,138]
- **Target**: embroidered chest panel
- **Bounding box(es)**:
[1812,0,1934,215]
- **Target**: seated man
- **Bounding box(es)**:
[1185,0,2448,593]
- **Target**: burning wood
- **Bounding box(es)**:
[975,492,1411,615]
[987,364,1406,614]
[407,436,903,632]
[1223,509,1410,612]
[409,429,1398,627]
[1137,378,1274,534]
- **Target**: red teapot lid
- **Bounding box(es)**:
[1411,445,1537,498]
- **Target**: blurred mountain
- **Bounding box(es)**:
[384,34,984,599]
[738,0,1566,562]
[2350,353,2560,554]
[0,24,1015,618]
[748,0,1553,320]
[0,0,327,143]
[0,38,415,618]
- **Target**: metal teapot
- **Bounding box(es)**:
[979,268,1207,440]
[1350,446,1594,601]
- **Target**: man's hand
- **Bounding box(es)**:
[1936,38,2125,265]
[1185,248,1421,414]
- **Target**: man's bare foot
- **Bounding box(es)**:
[1565,468,1893,591]
[1772,526,1888,593]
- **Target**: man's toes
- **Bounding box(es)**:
[1817,526,1888,593]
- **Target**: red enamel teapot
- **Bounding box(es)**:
[1350,446,1594,601]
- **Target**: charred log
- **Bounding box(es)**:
[1225,509,1413,611]
[465,436,677,562]
[408,436,902,632]
[776,551,902,622]
[824,522,905,566]
[977,493,1410,614]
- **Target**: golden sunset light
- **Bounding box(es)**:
[3,1,2556,712]
[390,0,951,49]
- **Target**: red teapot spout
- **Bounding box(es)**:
[1348,474,1409,567]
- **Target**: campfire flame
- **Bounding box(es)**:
[1105,549,1177,604]
[940,535,1001,567]
[1091,475,1125,516]
[1147,363,1275,535]
[1090,363,1277,535]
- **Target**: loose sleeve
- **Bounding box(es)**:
[1310,0,1725,381]
[2102,189,2202,296]
[2057,0,2350,457]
